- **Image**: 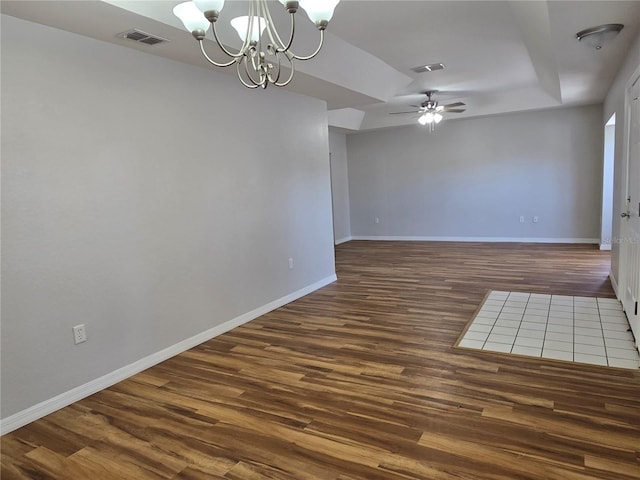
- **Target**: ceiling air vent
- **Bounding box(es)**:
[119,29,169,46]
[411,63,445,74]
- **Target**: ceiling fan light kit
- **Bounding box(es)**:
[173,0,340,89]
[576,23,624,50]
[418,112,442,124]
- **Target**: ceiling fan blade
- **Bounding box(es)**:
[442,108,466,113]
[442,101,466,108]
[389,111,420,115]
[409,105,421,108]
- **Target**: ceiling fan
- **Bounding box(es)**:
[390,91,466,130]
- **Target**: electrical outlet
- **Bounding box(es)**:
[72,324,87,344]
[375,217,380,224]
[519,216,525,223]
[533,216,539,223]
[288,257,294,270]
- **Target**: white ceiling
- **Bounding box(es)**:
[3,0,640,132]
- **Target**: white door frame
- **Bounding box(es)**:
[617,67,640,350]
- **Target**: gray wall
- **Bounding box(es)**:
[1,15,336,419]
[604,31,640,286]
[329,131,351,243]
[347,105,603,241]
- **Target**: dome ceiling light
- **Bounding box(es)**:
[576,24,624,50]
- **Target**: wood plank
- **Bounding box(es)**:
[2,241,639,480]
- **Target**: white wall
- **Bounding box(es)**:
[1,15,336,423]
[347,105,603,241]
[600,121,615,249]
[329,131,351,243]
[604,31,640,287]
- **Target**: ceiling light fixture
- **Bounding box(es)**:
[173,0,340,89]
[576,24,623,50]
[418,92,444,132]
[418,111,443,132]
[390,92,465,132]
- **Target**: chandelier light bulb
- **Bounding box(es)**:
[424,112,435,123]
[418,114,429,126]
[434,113,443,123]
[299,0,340,24]
[193,0,225,14]
[174,2,211,33]
[231,16,268,43]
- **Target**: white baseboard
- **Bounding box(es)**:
[350,236,599,244]
[610,270,620,298]
[0,274,337,436]
[335,236,352,245]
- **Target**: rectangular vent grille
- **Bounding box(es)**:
[411,63,445,73]
[120,29,169,46]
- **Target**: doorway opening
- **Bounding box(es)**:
[601,114,616,250]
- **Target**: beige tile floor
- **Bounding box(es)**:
[458,291,640,370]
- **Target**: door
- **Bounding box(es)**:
[620,74,640,348]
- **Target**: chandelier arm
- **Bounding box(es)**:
[266,50,282,85]
[262,3,293,52]
[211,21,247,59]
[261,5,279,49]
[280,13,296,52]
[248,10,267,91]
[274,53,295,87]
[210,0,256,60]
[253,6,262,63]
[288,29,324,61]
[246,0,258,52]
[236,60,260,89]
[243,56,261,87]
[243,54,266,88]
[260,2,275,50]
[198,40,237,67]
[247,45,259,72]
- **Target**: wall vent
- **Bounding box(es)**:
[119,29,169,46]
[411,63,445,74]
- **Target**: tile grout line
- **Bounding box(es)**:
[542,295,575,361]
[540,294,552,358]
[596,298,610,367]
[481,291,506,350]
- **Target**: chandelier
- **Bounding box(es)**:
[173,0,340,89]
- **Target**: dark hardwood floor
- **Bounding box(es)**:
[2,241,639,479]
